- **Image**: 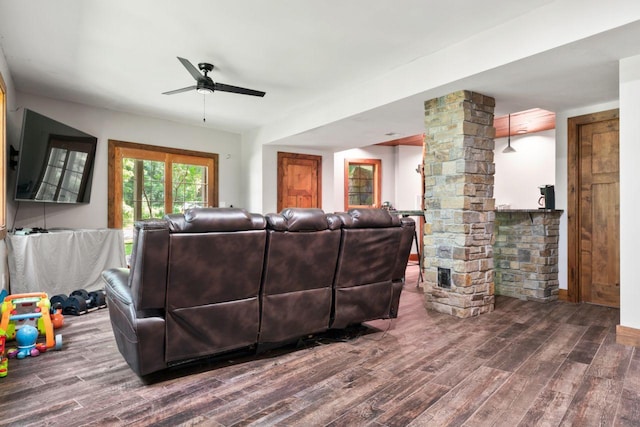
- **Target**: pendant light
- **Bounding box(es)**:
[502,113,516,153]
[502,114,516,153]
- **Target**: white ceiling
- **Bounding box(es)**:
[1,1,640,151]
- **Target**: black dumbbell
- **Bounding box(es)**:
[88,291,107,309]
[50,294,68,311]
[62,295,87,316]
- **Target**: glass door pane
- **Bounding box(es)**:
[348,164,374,207]
[172,162,208,213]
[121,158,166,231]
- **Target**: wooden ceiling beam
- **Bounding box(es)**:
[494,108,555,138]
[376,134,424,146]
[372,108,554,146]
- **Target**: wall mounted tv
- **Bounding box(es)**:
[15,109,97,204]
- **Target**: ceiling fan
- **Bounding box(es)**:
[163,57,266,97]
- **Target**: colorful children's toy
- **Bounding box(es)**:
[7,325,46,359]
[51,309,64,329]
[0,328,7,377]
[0,292,63,352]
[0,291,6,377]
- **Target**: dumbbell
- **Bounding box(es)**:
[70,289,107,311]
[88,290,107,309]
[50,294,68,311]
[63,294,87,316]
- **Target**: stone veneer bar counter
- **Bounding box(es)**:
[493,209,563,302]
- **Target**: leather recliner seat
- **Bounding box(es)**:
[260,208,342,346]
[103,207,415,376]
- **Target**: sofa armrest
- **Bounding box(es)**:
[103,267,167,376]
[102,268,134,306]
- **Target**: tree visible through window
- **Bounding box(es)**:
[344,158,381,210]
[121,158,166,224]
[108,140,218,233]
[122,160,210,222]
[172,162,209,213]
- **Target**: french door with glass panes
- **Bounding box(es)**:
[109,142,217,231]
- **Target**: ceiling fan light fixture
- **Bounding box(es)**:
[163,57,266,98]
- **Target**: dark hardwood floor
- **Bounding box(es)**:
[1,266,639,426]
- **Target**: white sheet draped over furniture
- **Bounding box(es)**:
[6,228,126,295]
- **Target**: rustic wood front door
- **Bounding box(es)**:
[568,109,620,307]
[277,152,322,212]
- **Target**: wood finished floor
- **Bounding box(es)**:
[1,265,639,426]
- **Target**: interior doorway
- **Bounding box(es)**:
[567,109,620,307]
[277,152,322,212]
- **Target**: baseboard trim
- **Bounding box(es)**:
[558,289,568,302]
[616,325,640,347]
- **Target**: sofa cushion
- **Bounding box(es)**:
[165,207,266,233]
[260,208,342,345]
[266,208,341,232]
[337,208,400,228]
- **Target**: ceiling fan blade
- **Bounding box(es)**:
[162,85,197,95]
[177,57,203,81]
[214,82,266,97]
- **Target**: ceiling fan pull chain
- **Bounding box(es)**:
[203,94,206,123]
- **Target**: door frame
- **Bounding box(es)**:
[567,108,619,303]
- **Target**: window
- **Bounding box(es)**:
[108,140,218,230]
[344,158,381,210]
[0,72,6,238]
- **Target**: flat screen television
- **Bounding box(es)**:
[14,109,97,204]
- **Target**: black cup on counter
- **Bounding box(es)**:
[538,185,555,210]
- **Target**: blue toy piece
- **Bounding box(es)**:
[8,325,42,359]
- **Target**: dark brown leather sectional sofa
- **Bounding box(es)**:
[102,207,415,376]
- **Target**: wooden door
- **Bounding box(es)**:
[277,152,322,212]
[568,110,619,307]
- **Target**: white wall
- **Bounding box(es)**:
[333,145,396,211]
[620,55,640,329]
[0,45,17,293]
[240,133,263,213]
[244,140,418,215]
[394,145,423,210]
[251,2,640,148]
[261,144,335,214]
[494,130,556,209]
[0,48,18,141]
[8,92,242,230]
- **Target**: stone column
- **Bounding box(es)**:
[422,90,495,317]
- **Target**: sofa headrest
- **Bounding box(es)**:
[338,208,400,228]
[134,219,170,231]
[266,208,341,232]
[165,208,266,233]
